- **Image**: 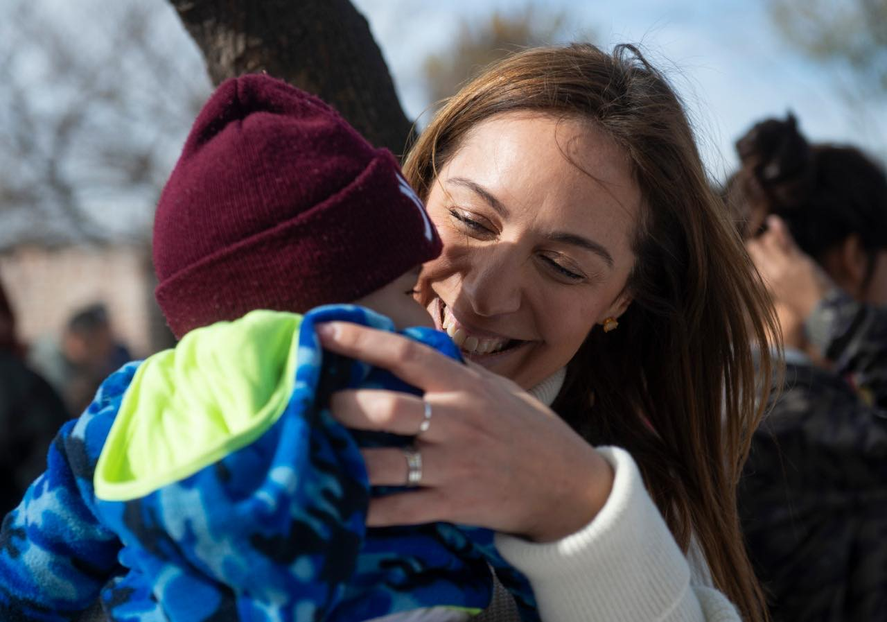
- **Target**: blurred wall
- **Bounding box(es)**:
[0,245,153,357]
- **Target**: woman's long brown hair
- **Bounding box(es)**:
[404,43,779,622]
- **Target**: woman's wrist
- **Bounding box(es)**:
[524,445,615,543]
[496,447,701,622]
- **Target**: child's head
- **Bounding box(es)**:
[153,75,441,338]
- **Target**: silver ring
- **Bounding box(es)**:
[403,446,422,487]
[418,400,433,435]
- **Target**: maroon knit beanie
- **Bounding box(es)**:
[153,74,442,338]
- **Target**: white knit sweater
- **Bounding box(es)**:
[485,369,741,621]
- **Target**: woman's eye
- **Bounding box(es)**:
[449,209,493,235]
[540,255,584,282]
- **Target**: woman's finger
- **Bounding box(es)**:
[366,488,454,528]
[361,446,443,487]
[329,389,444,440]
[317,322,473,392]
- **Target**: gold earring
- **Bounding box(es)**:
[602,317,619,333]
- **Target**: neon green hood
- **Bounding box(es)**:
[94,309,303,501]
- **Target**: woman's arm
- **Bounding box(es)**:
[317,322,741,621]
[496,447,740,622]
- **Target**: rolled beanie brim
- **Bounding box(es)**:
[156,151,441,338]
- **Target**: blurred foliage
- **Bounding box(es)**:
[768,0,887,95]
[0,0,209,246]
[422,3,592,108]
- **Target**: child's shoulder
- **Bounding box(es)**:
[29,360,144,495]
[63,360,141,443]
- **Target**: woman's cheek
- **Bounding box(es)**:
[418,254,454,304]
[547,289,606,342]
[438,233,473,259]
[427,230,474,274]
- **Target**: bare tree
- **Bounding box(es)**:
[169,0,414,155]
[766,0,887,155]
[0,0,210,247]
[768,0,887,95]
[423,4,591,108]
[0,0,210,352]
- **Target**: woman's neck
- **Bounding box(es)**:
[528,367,566,406]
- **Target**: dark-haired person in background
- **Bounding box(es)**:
[29,303,132,415]
[0,279,70,516]
[728,113,887,622]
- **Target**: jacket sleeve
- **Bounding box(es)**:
[495,447,740,622]
[0,365,135,621]
[806,289,887,410]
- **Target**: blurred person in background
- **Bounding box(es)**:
[29,303,132,415]
[0,278,70,516]
[728,113,887,621]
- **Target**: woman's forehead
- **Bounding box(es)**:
[453,114,635,191]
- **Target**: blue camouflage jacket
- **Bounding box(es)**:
[0,306,538,622]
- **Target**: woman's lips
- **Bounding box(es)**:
[432,297,529,357]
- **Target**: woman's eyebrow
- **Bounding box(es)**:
[447,177,508,216]
[548,232,614,268]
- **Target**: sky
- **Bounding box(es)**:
[2,0,884,245]
[351,0,886,181]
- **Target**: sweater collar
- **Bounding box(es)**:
[528,367,566,406]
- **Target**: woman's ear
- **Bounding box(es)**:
[604,292,633,322]
[822,234,868,298]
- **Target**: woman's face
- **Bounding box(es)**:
[417,112,641,389]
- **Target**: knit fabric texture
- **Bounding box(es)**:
[153,75,442,338]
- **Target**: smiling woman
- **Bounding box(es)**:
[319,43,779,622]
[418,114,637,389]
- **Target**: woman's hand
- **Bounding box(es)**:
[316,321,614,543]
[746,216,833,347]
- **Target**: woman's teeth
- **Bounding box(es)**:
[441,304,511,354]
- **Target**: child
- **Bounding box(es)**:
[0,75,536,622]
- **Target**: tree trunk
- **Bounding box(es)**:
[169,0,415,156]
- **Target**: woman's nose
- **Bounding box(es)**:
[460,246,522,317]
